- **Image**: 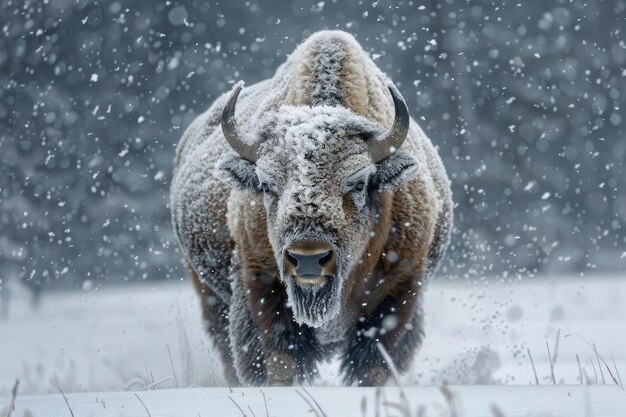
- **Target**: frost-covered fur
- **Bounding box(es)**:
[170,31,453,387]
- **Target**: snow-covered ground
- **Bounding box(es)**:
[3,385,626,417]
[1,274,625,415]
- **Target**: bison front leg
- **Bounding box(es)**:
[229,269,322,386]
[187,262,238,386]
[228,271,268,385]
[340,294,424,386]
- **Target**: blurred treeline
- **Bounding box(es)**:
[0,0,624,291]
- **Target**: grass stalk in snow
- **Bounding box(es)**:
[546,341,556,385]
[207,350,218,387]
[144,364,155,389]
[526,348,539,385]
[295,388,327,417]
[440,384,459,417]
[1,379,18,417]
[58,386,75,417]
[551,329,561,366]
[122,377,146,391]
[376,342,410,416]
[588,356,599,384]
[175,306,195,387]
[142,375,174,390]
[134,393,152,417]
[612,356,624,391]
[261,389,269,417]
[166,344,179,388]
[593,343,606,384]
[577,354,583,385]
[301,386,327,417]
[566,333,620,387]
[228,395,248,417]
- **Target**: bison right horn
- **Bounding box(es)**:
[366,83,410,163]
[221,81,260,163]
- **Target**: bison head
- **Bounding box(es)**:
[215,81,421,327]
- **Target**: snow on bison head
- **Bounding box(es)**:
[214,81,420,327]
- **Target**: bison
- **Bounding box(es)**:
[170,30,452,386]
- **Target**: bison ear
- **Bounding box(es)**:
[371,153,421,192]
[214,154,260,192]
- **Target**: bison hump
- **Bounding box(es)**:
[267,30,395,128]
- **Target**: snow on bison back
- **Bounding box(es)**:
[170,30,453,387]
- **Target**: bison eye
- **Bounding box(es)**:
[354,180,366,192]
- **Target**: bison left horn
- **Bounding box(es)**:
[221,81,260,163]
[366,84,410,163]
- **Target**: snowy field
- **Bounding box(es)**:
[2,385,625,417]
[1,274,625,415]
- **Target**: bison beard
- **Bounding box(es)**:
[285,275,341,328]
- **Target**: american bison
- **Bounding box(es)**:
[170,30,452,386]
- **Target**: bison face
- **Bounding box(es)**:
[214,82,421,327]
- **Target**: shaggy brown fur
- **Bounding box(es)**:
[171,30,452,386]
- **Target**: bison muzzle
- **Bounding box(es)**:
[170,30,453,387]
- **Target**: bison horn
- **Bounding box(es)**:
[221,81,259,163]
[366,84,410,163]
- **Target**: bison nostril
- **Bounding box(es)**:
[285,250,299,267]
[318,250,333,267]
[284,241,335,277]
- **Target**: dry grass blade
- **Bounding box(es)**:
[1,379,19,417]
[612,356,624,391]
[300,386,328,417]
[552,329,561,365]
[593,344,606,384]
[566,333,618,386]
[207,349,220,387]
[527,347,539,385]
[228,396,248,417]
[583,368,592,386]
[123,377,146,391]
[142,375,174,390]
[375,343,402,386]
[577,354,583,385]
[546,341,556,385]
[135,393,152,417]
[260,389,269,417]
[588,356,598,384]
[166,344,179,388]
[600,361,620,388]
[439,384,458,417]
[58,386,75,417]
[376,342,410,415]
[295,388,322,417]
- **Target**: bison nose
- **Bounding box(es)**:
[283,240,336,278]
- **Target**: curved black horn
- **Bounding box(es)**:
[367,84,410,163]
[221,81,259,163]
